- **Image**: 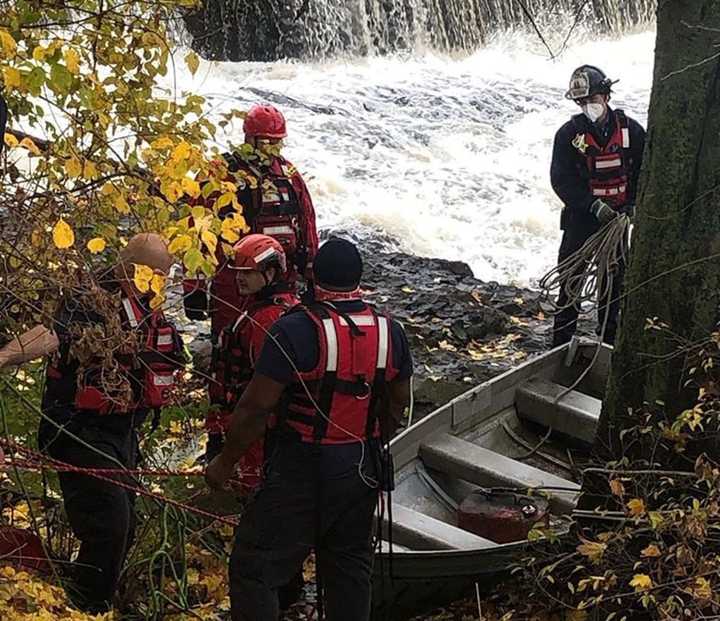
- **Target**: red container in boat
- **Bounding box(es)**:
[457,490,549,543]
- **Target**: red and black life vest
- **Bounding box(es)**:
[280,303,399,445]
[212,291,298,408]
[227,154,304,262]
[54,296,184,415]
[573,109,632,209]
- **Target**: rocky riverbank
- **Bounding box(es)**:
[360,241,556,417]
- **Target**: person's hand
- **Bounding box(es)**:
[590,199,617,225]
[205,453,236,491]
[620,203,635,218]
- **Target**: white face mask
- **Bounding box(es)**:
[582,102,606,123]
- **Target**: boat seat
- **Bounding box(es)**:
[515,377,601,444]
[419,433,579,513]
[378,540,413,554]
[381,503,496,551]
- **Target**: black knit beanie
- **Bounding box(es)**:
[313,238,363,291]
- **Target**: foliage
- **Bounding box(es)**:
[0,0,252,328]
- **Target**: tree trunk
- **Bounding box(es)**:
[593,1,720,464]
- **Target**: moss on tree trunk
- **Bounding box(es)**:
[594,1,720,462]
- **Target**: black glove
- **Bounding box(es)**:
[620,203,635,218]
[590,199,617,226]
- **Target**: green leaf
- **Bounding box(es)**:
[49,63,72,95]
[25,66,45,96]
[183,247,203,274]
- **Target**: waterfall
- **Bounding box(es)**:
[182,0,657,61]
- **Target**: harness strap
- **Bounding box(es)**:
[312,305,335,443]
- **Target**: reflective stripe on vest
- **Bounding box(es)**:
[592,185,627,197]
[319,314,391,372]
[582,110,632,209]
[262,225,295,236]
[122,298,139,327]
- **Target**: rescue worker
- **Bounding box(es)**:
[205,238,413,621]
[209,233,299,471]
[0,233,186,613]
[550,65,646,346]
[181,104,318,456]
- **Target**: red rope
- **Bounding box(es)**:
[0,438,246,527]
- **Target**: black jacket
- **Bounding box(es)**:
[550,107,646,230]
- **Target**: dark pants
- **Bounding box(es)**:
[230,438,379,621]
[40,418,139,613]
[552,225,625,347]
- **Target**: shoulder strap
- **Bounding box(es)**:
[613,109,631,150]
[570,114,587,134]
[309,304,336,443]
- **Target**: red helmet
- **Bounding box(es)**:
[231,234,287,274]
[243,104,287,139]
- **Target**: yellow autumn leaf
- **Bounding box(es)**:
[64,48,80,75]
[215,191,235,210]
[52,218,75,249]
[86,237,106,254]
[65,156,82,178]
[3,67,21,89]
[101,182,115,196]
[640,544,661,558]
[151,273,166,293]
[171,140,191,162]
[629,573,653,591]
[150,292,165,310]
[82,160,98,179]
[201,230,218,254]
[0,30,17,57]
[19,137,41,155]
[181,176,201,198]
[162,180,182,203]
[133,264,153,293]
[689,576,712,599]
[168,234,193,254]
[627,498,646,516]
[115,193,130,214]
[220,228,240,243]
[151,135,174,150]
[576,539,606,564]
[185,51,200,76]
[4,132,18,148]
[32,45,47,61]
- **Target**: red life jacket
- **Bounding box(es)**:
[211,291,298,409]
[574,109,632,209]
[280,303,399,445]
[69,296,184,415]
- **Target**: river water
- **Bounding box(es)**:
[173,26,654,286]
